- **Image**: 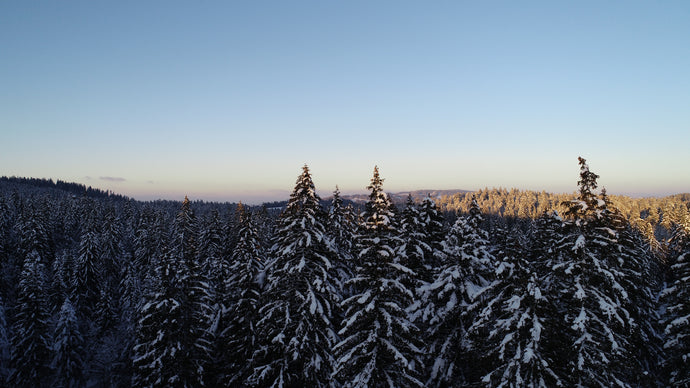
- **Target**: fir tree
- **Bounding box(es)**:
[423,196,495,386]
[399,194,431,292]
[551,157,632,387]
[473,232,561,387]
[222,205,264,386]
[72,212,103,321]
[9,249,52,387]
[249,165,339,387]
[0,296,9,383]
[334,166,424,387]
[662,220,690,387]
[170,196,210,386]
[603,191,663,386]
[416,194,446,272]
[327,186,356,297]
[51,297,86,388]
[196,209,228,385]
[131,245,189,388]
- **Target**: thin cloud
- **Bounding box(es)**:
[100,176,126,182]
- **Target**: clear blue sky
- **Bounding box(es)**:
[1,1,689,203]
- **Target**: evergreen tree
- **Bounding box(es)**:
[473,232,561,387]
[72,212,102,321]
[170,196,210,386]
[197,209,228,385]
[218,204,264,386]
[101,205,124,296]
[334,166,424,387]
[603,191,663,386]
[9,249,52,387]
[423,196,495,386]
[662,220,690,387]
[416,194,446,272]
[327,186,356,297]
[550,157,632,387]
[0,296,9,383]
[51,297,86,388]
[131,245,189,387]
[249,165,339,387]
[399,195,431,292]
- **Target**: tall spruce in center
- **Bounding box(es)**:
[334,166,424,387]
[549,157,632,387]
[248,165,339,387]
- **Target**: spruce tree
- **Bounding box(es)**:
[51,297,86,388]
[473,232,561,387]
[327,186,356,297]
[603,192,663,386]
[334,166,424,387]
[9,249,52,387]
[131,244,188,387]
[423,196,495,386]
[550,157,632,387]
[662,221,690,387]
[0,296,9,383]
[416,194,446,272]
[197,209,228,385]
[222,205,264,386]
[72,212,103,322]
[248,165,339,387]
[400,195,431,293]
[170,196,210,386]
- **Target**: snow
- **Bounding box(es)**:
[572,307,587,331]
[573,235,586,251]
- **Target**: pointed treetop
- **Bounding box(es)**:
[577,156,599,203]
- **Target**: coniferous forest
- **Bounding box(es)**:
[1,158,690,387]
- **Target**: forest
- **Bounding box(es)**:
[1,157,689,387]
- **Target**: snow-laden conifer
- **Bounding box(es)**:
[400,195,432,293]
[473,232,561,388]
[334,166,424,387]
[72,212,102,321]
[0,296,10,383]
[51,297,86,388]
[170,196,211,386]
[422,196,495,386]
[248,165,339,387]
[550,157,632,387]
[10,249,52,387]
[603,192,663,386]
[327,186,356,298]
[221,205,264,386]
[131,243,189,388]
[197,209,229,385]
[662,219,690,387]
[416,194,446,273]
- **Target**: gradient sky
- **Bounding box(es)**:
[1,1,689,203]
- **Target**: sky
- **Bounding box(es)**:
[1,1,689,204]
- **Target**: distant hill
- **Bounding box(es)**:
[340,189,471,205]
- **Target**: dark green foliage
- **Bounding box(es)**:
[335,167,424,387]
[249,165,339,387]
[549,158,633,387]
[423,196,495,386]
[662,222,690,387]
[10,249,52,387]
[51,297,85,388]
[222,205,264,386]
[0,167,685,387]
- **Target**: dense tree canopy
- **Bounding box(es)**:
[0,160,686,387]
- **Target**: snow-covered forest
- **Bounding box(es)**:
[1,158,689,387]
